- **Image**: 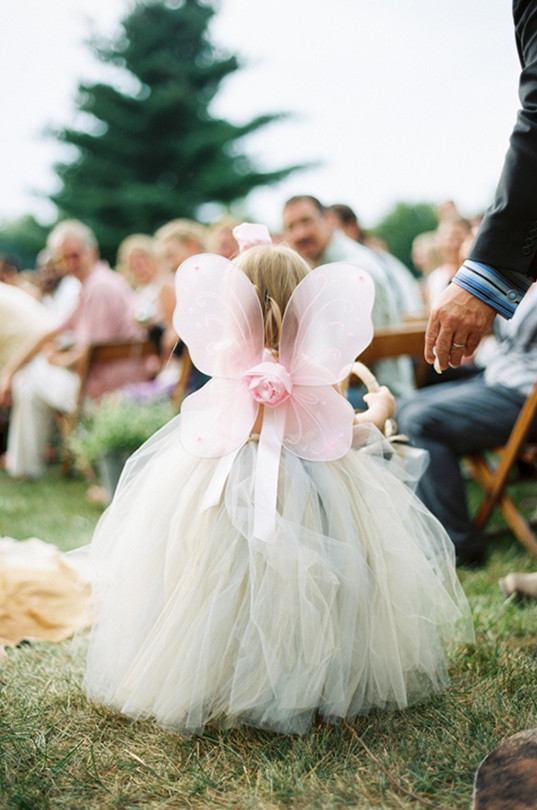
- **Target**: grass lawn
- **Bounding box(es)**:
[0,465,103,552]
[1,466,537,809]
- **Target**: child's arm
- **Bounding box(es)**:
[353,386,395,432]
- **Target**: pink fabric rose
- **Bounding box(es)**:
[243,361,292,407]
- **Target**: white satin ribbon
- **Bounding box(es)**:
[200,406,285,543]
[200,446,242,512]
[252,406,285,543]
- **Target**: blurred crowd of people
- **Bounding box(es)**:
[0,197,490,467]
[1,195,533,571]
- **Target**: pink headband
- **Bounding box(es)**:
[232,222,272,253]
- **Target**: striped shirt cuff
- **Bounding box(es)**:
[452,260,532,319]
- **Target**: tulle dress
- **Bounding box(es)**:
[83,254,473,735]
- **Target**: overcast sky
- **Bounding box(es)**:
[0,0,521,232]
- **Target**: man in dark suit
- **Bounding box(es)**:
[427,0,537,370]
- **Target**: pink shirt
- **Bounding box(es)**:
[61,263,152,398]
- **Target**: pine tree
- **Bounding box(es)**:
[0,216,49,268]
[51,0,302,259]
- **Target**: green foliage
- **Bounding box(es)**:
[68,394,175,467]
[50,0,305,259]
[372,201,438,273]
[0,215,49,268]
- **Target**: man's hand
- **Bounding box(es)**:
[425,284,497,371]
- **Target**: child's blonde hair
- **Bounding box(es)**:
[234,244,310,349]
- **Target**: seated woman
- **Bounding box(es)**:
[116,234,177,357]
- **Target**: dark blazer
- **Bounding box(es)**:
[469,0,537,279]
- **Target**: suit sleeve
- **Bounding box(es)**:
[468,0,537,279]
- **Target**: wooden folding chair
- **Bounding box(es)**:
[465,379,537,555]
[349,320,428,391]
[56,338,159,475]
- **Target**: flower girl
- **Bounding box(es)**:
[83,223,473,734]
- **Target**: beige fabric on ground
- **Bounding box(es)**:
[0,537,91,648]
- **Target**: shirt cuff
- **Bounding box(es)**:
[452,260,532,319]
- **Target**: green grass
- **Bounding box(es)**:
[0,466,103,552]
[1,467,537,809]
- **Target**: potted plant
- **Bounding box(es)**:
[68,393,175,499]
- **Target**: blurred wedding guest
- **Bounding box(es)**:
[0,282,54,372]
[283,196,396,317]
[411,231,441,280]
[154,219,207,274]
[0,220,153,480]
[0,282,54,457]
[116,233,182,396]
[0,254,40,298]
[327,201,424,318]
[325,203,366,243]
[397,280,537,567]
[116,234,176,353]
[0,254,21,285]
[425,217,472,309]
[34,249,81,325]
[435,199,461,223]
[206,216,240,258]
[282,195,415,398]
[153,219,210,394]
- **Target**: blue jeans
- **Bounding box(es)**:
[396,375,526,552]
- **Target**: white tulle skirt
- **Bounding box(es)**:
[82,415,473,735]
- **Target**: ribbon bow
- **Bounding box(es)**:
[173,253,375,542]
[233,222,272,253]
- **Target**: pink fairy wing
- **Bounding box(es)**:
[179,377,258,457]
[173,254,265,378]
[279,263,375,461]
[173,254,264,457]
[282,385,355,460]
[279,263,375,385]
